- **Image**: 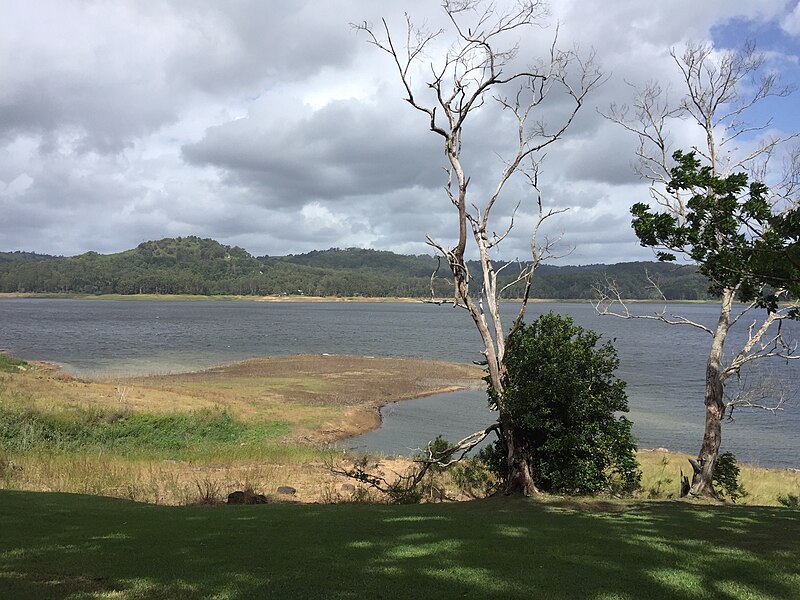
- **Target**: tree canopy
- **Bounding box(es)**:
[631,150,800,310]
[491,312,640,495]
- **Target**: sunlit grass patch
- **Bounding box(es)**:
[637,449,800,507]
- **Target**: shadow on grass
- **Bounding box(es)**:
[0,490,798,599]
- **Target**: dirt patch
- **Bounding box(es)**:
[126,355,482,443]
[2,354,483,444]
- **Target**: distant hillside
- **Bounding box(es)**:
[0,251,59,263]
[0,238,712,299]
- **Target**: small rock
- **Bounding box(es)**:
[277,485,297,496]
[227,491,246,505]
[227,490,268,505]
[341,483,356,494]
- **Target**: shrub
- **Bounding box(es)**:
[494,312,641,495]
[713,452,746,502]
[449,457,499,498]
[0,353,27,373]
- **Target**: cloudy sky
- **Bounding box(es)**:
[1,0,799,264]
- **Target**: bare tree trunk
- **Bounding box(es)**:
[685,287,733,498]
[356,3,600,497]
[500,412,539,496]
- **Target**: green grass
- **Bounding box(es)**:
[0,491,798,599]
[0,407,290,460]
[0,353,28,373]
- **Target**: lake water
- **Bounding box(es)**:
[1,298,798,468]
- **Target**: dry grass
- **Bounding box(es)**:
[3,357,799,507]
[637,448,800,506]
[0,355,483,505]
[0,450,425,506]
[3,445,799,508]
[1,355,482,444]
[123,354,482,442]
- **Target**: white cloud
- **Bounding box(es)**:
[0,0,798,263]
[782,2,800,36]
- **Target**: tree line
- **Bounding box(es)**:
[0,236,713,300]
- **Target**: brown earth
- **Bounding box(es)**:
[1,355,485,504]
[3,354,483,443]
[124,354,482,443]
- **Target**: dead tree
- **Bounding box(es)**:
[598,41,800,498]
[355,0,602,495]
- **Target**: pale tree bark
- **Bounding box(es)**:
[355,1,602,495]
[599,41,800,498]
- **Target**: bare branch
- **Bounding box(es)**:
[358,0,599,496]
[415,422,501,468]
[724,371,793,417]
[592,273,713,335]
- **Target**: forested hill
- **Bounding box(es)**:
[0,236,712,300]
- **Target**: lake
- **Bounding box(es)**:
[1,297,798,468]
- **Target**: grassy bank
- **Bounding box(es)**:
[0,354,483,503]
[0,354,482,444]
[0,405,290,458]
[1,354,798,506]
[1,490,799,599]
[636,449,800,507]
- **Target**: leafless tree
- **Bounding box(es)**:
[355,0,602,495]
[598,41,800,498]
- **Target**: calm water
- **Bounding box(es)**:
[1,298,798,467]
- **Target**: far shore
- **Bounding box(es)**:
[0,291,718,304]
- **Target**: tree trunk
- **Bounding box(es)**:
[500,413,539,496]
[686,372,724,498]
[684,288,733,498]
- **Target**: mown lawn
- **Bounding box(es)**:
[1,490,798,599]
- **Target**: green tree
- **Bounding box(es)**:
[629,152,799,497]
[602,41,800,498]
[357,0,602,495]
[489,313,640,495]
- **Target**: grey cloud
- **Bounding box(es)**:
[161,1,363,92]
[0,73,179,154]
[182,97,445,205]
[2,0,798,263]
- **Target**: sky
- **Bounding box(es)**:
[1,0,799,264]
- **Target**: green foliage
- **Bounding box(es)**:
[777,493,799,509]
[0,353,28,373]
[496,312,641,495]
[384,476,426,504]
[0,406,289,458]
[713,452,746,503]
[631,150,800,307]
[449,457,500,497]
[0,237,713,299]
[418,435,452,473]
[478,441,508,482]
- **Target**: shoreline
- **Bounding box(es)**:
[6,350,798,469]
[6,352,485,444]
[3,352,798,505]
[0,291,718,304]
